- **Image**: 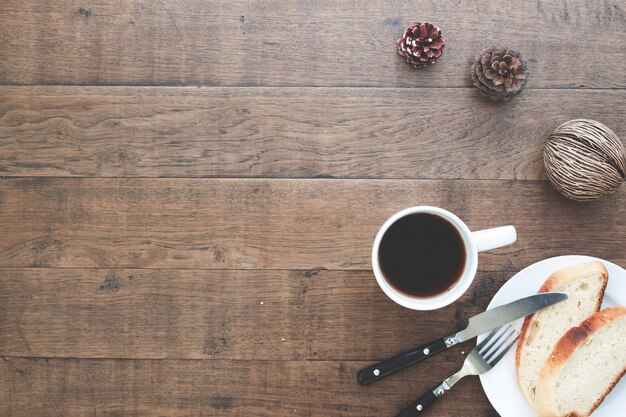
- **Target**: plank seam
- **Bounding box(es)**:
[0,355,378,362]
[0,85,624,90]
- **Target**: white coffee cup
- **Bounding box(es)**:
[372,206,517,311]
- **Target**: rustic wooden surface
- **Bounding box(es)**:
[0,0,625,88]
[0,0,624,416]
[1,87,625,179]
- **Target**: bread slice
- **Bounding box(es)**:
[516,261,608,405]
[534,307,626,417]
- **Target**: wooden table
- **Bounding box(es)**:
[0,1,624,416]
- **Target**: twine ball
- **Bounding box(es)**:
[544,119,626,201]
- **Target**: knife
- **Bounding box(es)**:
[356,292,568,385]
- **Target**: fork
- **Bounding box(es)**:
[395,325,519,417]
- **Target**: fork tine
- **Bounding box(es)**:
[481,325,515,360]
[479,324,512,356]
[487,332,519,366]
[483,327,516,362]
[477,327,499,351]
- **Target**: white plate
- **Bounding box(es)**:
[478,255,626,417]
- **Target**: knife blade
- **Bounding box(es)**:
[357,292,568,385]
[455,292,568,343]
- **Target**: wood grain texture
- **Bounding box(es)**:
[1,87,624,179]
[0,0,624,87]
[1,178,624,270]
[0,357,498,417]
[2,1,625,415]
[0,268,506,359]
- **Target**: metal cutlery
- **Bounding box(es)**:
[395,325,519,416]
[357,292,567,385]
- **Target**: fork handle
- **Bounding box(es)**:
[357,338,449,385]
[395,383,445,417]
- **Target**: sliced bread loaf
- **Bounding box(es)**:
[534,307,626,417]
[515,261,608,405]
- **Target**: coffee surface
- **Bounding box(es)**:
[378,213,466,297]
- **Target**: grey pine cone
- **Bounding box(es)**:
[471,47,529,101]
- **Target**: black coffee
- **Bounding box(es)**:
[378,213,466,297]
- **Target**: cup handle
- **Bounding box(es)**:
[471,225,517,253]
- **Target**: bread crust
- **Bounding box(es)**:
[534,307,626,417]
[515,261,609,404]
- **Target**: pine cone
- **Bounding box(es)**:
[397,22,445,68]
[471,47,529,101]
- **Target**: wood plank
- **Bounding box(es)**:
[0,357,498,417]
[0,0,624,87]
[1,87,624,179]
[1,179,625,270]
[0,268,508,359]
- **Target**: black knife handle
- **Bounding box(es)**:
[357,338,449,385]
[395,386,442,417]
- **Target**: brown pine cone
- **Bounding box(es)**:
[397,22,445,68]
[471,47,529,101]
